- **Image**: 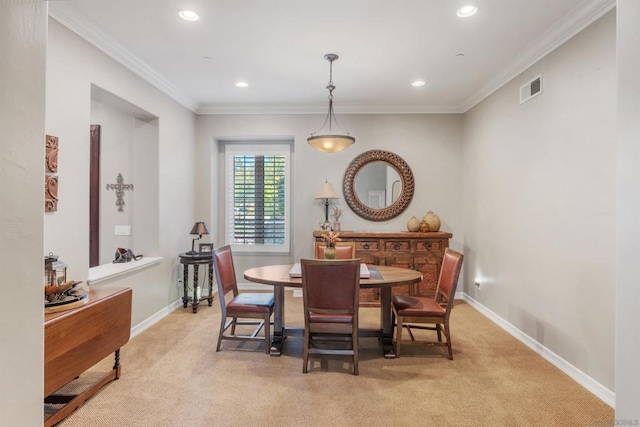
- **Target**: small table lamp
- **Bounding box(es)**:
[187,221,211,255]
[314,180,339,229]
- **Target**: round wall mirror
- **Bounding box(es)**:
[343,150,414,221]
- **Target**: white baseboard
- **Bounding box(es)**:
[460,293,615,409]
[130,299,183,339]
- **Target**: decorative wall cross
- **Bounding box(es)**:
[106,173,133,212]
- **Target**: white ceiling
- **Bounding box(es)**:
[48,0,614,114]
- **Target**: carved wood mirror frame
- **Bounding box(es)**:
[343,150,415,221]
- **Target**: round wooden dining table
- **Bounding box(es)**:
[243,264,422,358]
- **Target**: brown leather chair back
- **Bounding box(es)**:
[436,248,464,311]
[301,259,361,313]
[213,245,238,296]
[314,242,356,260]
[301,258,361,374]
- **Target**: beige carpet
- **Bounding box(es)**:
[50,292,613,426]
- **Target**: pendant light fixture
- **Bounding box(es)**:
[307,53,355,153]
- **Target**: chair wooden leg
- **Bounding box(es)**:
[406,324,416,341]
[395,315,403,358]
[302,328,310,373]
[444,321,453,360]
[264,314,271,355]
[352,325,359,376]
[436,324,443,342]
[230,317,237,334]
[216,315,226,352]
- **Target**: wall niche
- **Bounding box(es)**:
[90,85,159,267]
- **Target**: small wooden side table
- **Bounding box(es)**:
[179,252,214,313]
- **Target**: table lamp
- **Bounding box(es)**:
[187,221,211,255]
[314,180,339,229]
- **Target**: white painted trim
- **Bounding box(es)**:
[460,293,615,408]
[87,257,162,285]
[459,0,616,112]
[130,299,183,339]
[47,3,199,113]
[197,103,463,115]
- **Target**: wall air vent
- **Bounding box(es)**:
[520,74,542,104]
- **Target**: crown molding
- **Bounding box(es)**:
[196,102,462,115]
[48,3,200,113]
[459,0,616,113]
[49,0,615,116]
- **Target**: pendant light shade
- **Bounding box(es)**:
[307,54,355,153]
[307,134,355,153]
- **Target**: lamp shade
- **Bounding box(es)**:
[314,181,339,200]
[189,221,211,236]
[307,135,355,153]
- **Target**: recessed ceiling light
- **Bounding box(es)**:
[457,5,477,18]
[412,81,426,87]
[179,10,199,21]
[235,82,249,88]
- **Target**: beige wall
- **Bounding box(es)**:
[615,0,640,419]
[195,113,464,276]
[45,18,197,324]
[462,11,616,391]
[0,1,47,424]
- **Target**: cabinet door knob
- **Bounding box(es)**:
[425,242,433,249]
[393,242,401,250]
[362,242,370,250]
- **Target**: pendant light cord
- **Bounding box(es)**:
[309,55,351,137]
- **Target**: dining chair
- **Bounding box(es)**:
[301,258,361,375]
[391,248,464,359]
[314,241,356,259]
[212,245,274,354]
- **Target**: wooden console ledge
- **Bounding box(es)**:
[44,287,132,426]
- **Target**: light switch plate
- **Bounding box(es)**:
[115,225,131,236]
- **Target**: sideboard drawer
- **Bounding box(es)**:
[355,240,379,251]
[415,240,445,252]
[384,240,410,252]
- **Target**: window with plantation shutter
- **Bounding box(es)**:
[224,144,290,253]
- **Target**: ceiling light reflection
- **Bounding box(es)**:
[179,10,199,21]
[457,5,477,18]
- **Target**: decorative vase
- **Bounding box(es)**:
[406,216,420,232]
[333,221,341,232]
[422,210,441,232]
[419,220,430,233]
[324,245,337,259]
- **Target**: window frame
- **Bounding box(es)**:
[223,143,291,254]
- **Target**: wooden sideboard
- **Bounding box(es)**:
[44,287,132,426]
[313,231,452,304]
